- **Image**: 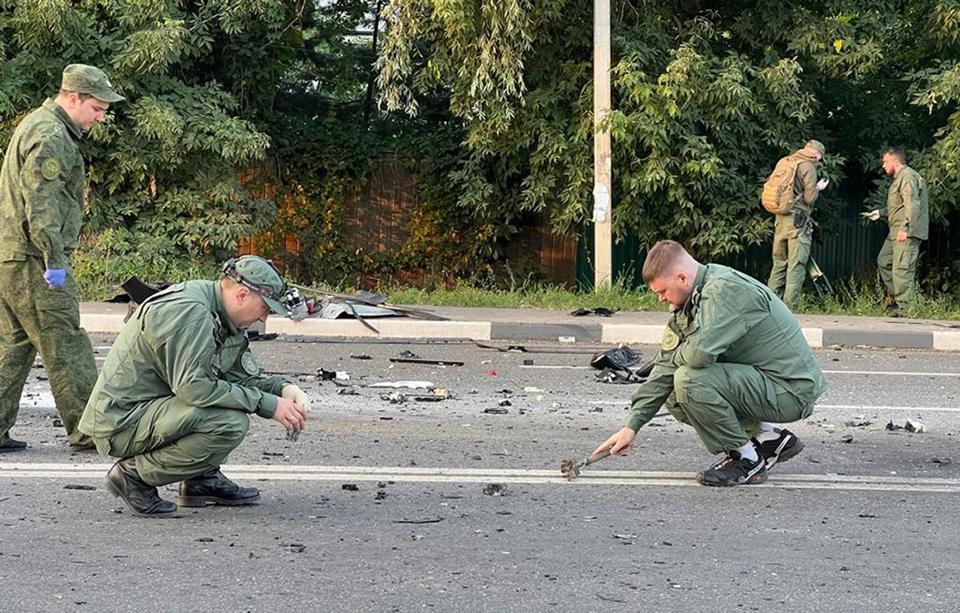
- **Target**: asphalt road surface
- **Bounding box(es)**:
[2,335,959,612]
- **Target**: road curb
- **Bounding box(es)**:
[78,313,960,351]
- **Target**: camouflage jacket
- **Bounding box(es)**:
[0,99,86,269]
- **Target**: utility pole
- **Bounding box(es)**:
[592,0,612,288]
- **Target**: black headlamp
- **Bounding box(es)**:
[221,257,308,321]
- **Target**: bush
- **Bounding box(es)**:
[72,230,215,301]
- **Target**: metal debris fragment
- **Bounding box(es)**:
[389,357,464,366]
[481,483,507,496]
[370,381,434,389]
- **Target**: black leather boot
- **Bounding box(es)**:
[105,458,177,518]
[177,468,261,507]
[0,438,27,453]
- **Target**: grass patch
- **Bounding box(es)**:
[385,279,666,312]
[794,278,960,320]
[387,277,960,320]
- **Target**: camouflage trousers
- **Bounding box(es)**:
[664,363,817,454]
[767,213,811,309]
[0,257,97,448]
[91,397,249,486]
[877,237,921,310]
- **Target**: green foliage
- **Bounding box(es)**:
[376,0,960,271]
[249,0,494,286]
[71,230,215,301]
[1,0,302,275]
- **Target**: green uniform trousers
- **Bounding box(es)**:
[665,364,815,454]
[767,215,811,308]
[877,237,921,309]
[92,397,249,486]
[0,257,96,447]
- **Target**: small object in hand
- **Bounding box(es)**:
[286,427,301,442]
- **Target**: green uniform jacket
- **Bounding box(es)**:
[880,165,928,241]
[0,99,85,268]
[625,264,826,432]
[79,281,289,439]
[790,149,820,214]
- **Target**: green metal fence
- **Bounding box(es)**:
[577,206,891,291]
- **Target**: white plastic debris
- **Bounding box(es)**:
[369,381,434,390]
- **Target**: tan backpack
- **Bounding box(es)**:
[761,155,801,214]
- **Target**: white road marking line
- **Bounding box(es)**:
[816,404,960,413]
[519,365,960,377]
[519,365,593,370]
[823,370,960,377]
[1,463,957,494]
[586,399,960,413]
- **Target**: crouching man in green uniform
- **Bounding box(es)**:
[79,256,311,517]
[0,64,124,453]
[593,240,826,486]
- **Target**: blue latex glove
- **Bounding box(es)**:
[44,269,66,288]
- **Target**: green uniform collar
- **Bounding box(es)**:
[894,165,909,179]
[43,98,83,141]
[213,283,240,336]
[681,264,709,318]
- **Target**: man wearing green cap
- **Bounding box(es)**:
[79,255,312,517]
[865,147,929,315]
[0,64,124,453]
[765,139,829,309]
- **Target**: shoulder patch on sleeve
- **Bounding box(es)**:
[660,327,680,351]
[41,157,61,180]
[241,352,261,376]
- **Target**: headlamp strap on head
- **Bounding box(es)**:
[222,256,307,320]
[222,256,281,300]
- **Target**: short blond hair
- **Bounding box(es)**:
[642,240,688,283]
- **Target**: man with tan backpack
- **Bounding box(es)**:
[763,140,829,308]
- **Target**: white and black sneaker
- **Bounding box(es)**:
[697,451,767,487]
[752,428,804,469]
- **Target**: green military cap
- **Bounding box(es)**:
[61,64,125,103]
[224,255,288,315]
[804,139,826,158]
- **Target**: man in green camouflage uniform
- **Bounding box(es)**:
[766,140,830,309]
[594,240,826,486]
[0,64,124,453]
[79,256,311,517]
[866,147,929,314]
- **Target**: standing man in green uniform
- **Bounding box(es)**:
[0,64,124,453]
[593,240,826,486]
[79,256,311,517]
[866,147,928,315]
[766,140,829,308]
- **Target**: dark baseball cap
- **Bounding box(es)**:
[60,64,125,103]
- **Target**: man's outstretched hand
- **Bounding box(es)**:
[593,427,638,456]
